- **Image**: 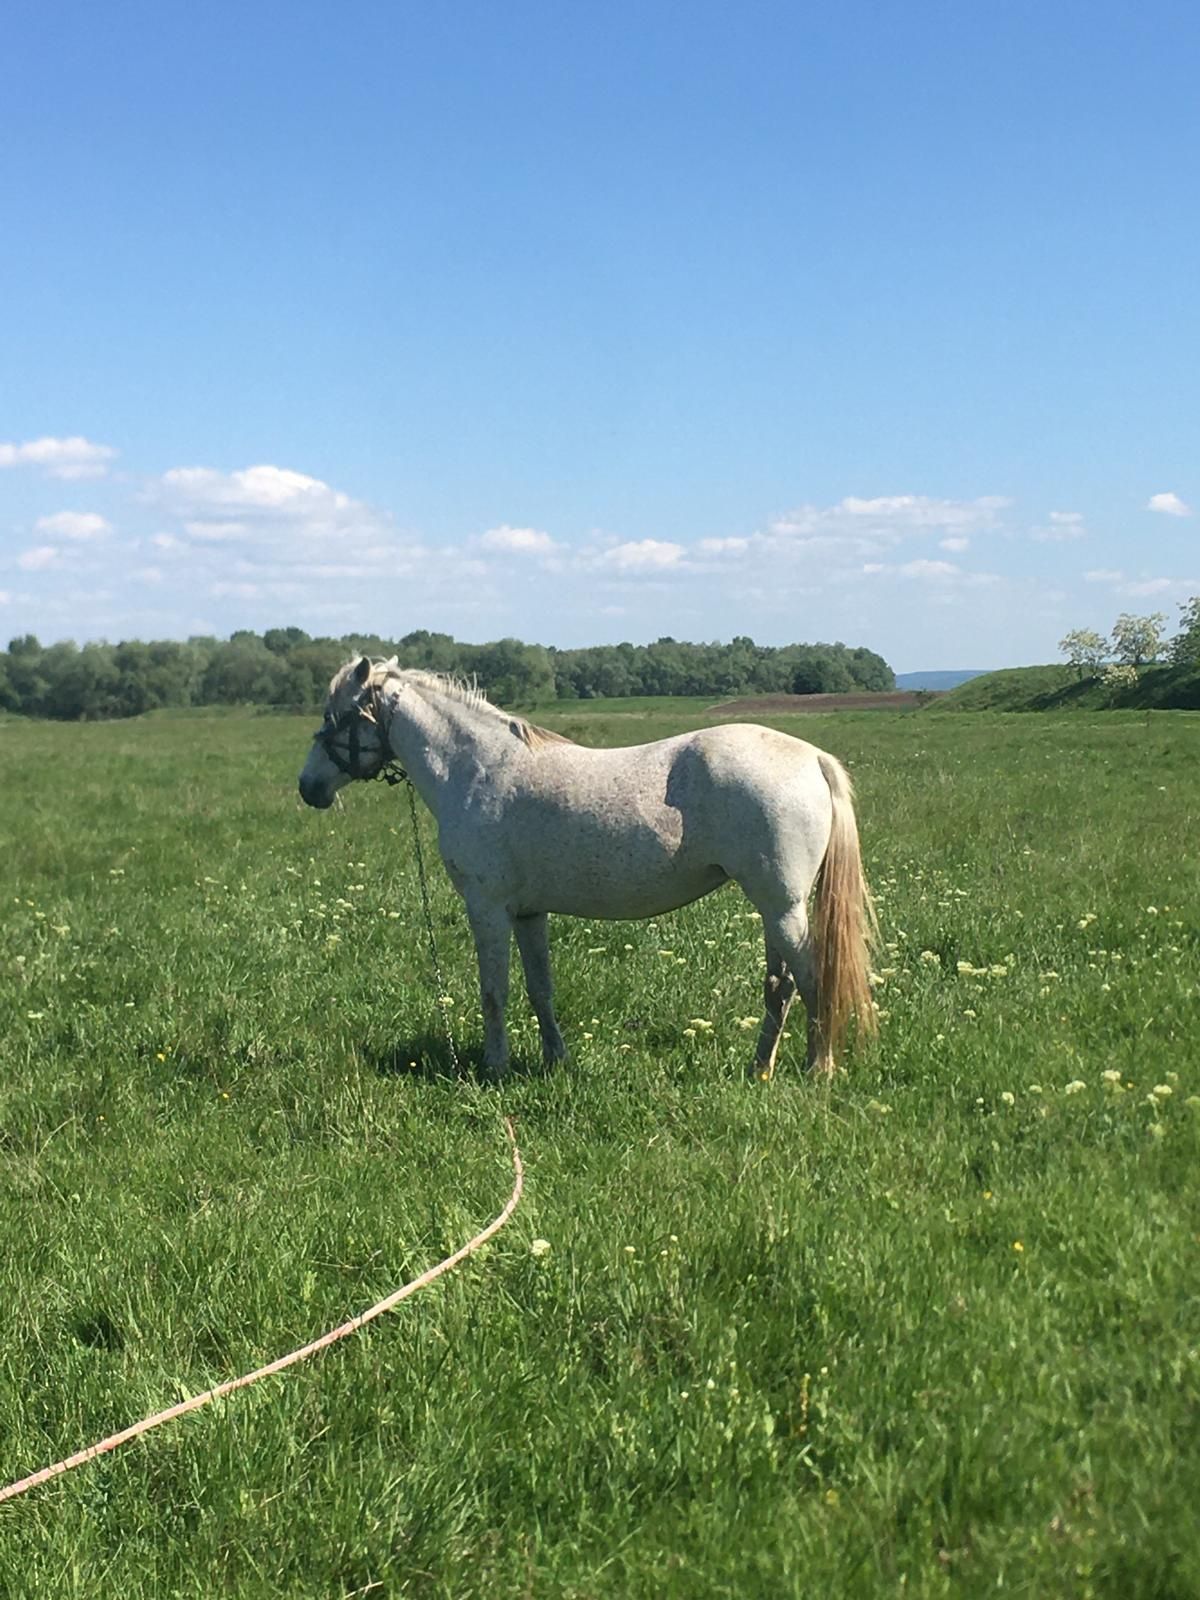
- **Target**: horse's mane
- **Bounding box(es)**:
[368,660,574,751]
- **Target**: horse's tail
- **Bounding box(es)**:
[813,752,877,1065]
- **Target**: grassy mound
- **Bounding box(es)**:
[937,661,1200,712]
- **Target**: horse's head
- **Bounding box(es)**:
[299,655,390,808]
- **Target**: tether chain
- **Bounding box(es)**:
[403,780,462,1075]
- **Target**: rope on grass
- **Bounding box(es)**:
[0,1116,524,1507]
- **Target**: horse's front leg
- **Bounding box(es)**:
[514,912,568,1067]
[465,898,513,1081]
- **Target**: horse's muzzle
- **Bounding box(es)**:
[298,776,334,810]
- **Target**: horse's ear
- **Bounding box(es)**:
[354,656,371,686]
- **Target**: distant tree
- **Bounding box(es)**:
[640,641,691,697]
[396,629,463,675]
[287,641,348,703]
[108,640,186,715]
[788,645,855,695]
[1058,627,1107,678]
[1110,612,1167,667]
[1101,663,1140,703]
[574,650,636,698]
[848,646,895,692]
[472,639,556,705]
[263,626,311,655]
[5,635,48,714]
[55,642,125,719]
[1169,596,1200,667]
[200,637,278,705]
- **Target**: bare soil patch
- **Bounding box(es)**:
[710,691,932,715]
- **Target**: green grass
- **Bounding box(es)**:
[1,708,1198,1596]
[938,662,1200,712]
[525,693,722,720]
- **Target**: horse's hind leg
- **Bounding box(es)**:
[514,913,568,1066]
[751,936,796,1081]
[750,905,826,1080]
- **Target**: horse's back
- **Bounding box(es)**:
[530,720,832,824]
[556,719,835,880]
[679,721,827,780]
[449,720,836,920]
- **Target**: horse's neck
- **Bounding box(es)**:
[381,678,508,814]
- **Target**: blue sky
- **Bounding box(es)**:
[1,0,1196,672]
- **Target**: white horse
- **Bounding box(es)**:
[298,657,876,1081]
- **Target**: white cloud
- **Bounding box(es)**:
[211,580,264,600]
[1125,577,1175,596]
[940,536,969,552]
[148,462,423,591]
[772,494,1009,542]
[183,519,249,542]
[1147,492,1191,518]
[1093,571,1198,600]
[161,464,347,514]
[17,545,62,571]
[699,536,750,554]
[33,459,437,636]
[0,590,10,605]
[900,559,960,579]
[0,436,117,478]
[1031,511,1086,542]
[477,524,557,555]
[602,539,686,571]
[34,511,111,541]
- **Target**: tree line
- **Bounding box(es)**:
[0,629,895,721]
[1059,599,1200,677]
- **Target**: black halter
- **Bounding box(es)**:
[311,686,407,786]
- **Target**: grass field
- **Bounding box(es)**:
[1,705,1198,1597]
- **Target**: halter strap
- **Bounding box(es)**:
[312,683,408,786]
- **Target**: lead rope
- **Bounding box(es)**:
[0,1121,521,1505]
[0,772,517,1508]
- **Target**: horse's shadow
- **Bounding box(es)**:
[367,1032,558,1085]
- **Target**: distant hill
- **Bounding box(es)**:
[935,663,1200,712]
[894,670,988,692]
